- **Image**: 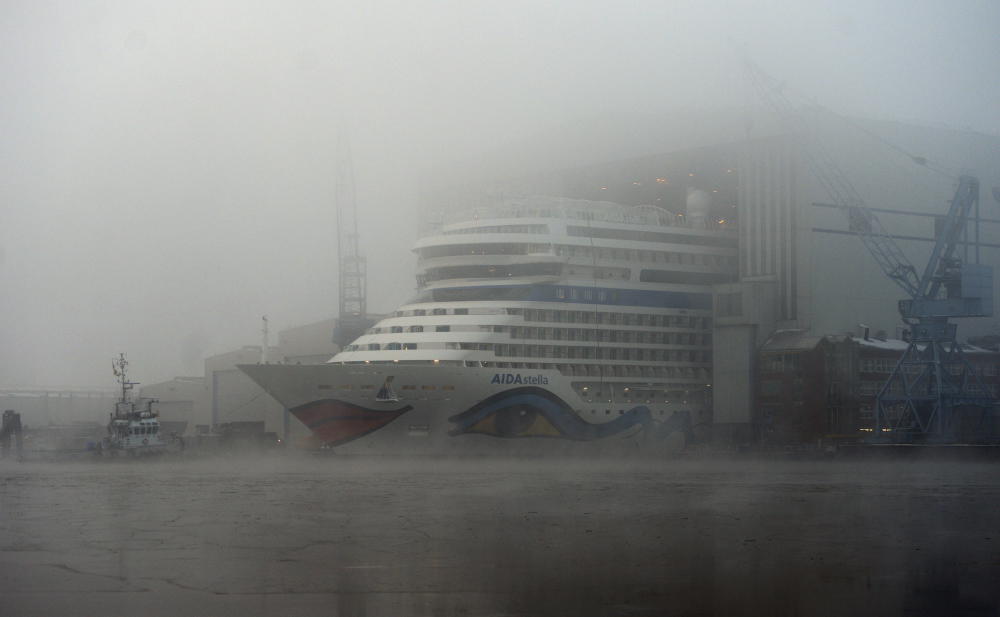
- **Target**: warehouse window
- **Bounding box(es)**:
[760,380,782,396]
[859,381,881,396]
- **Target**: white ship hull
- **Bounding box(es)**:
[239,363,691,455]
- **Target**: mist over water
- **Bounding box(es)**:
[2,456,999,616]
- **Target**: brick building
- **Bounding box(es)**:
[755,331,1000,445]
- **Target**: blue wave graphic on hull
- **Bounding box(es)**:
[448,387,651,441]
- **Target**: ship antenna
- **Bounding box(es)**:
[114,353,139,406]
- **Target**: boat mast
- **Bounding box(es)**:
[113,353,138,413]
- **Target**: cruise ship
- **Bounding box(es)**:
[240,194,737,454]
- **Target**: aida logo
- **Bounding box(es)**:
[490,373,549,385]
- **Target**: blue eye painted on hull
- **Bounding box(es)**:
[448,387,652,440]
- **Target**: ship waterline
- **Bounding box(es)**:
[239,362,689,454]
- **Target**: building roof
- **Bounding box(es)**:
[761,329,824,352]
[852,335,993,354]
[853,336,910,351]
[761,328,999,356]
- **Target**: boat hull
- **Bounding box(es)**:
[239,363,690,455]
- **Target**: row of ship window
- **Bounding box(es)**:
[365,324,709,346]
[521,364,708,379]
[339,358,707,379]
[508,327,710,345]
[345,341,710,363]
[394,307,468,317]
[492,344,709,363]
[419,242,552,258]
[417,263,730,286]
[386,307,710,329]
[126,425,158,435]
[417,242,736,268]
[564,225,734,247]
[440,224,549,235]
[511,308,710,328]
[555,245,736,267]
[419,263,732,286]
[420,263,561,284]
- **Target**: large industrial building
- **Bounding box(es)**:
[421,108,1000,444]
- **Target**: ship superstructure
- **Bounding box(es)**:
[241,195,736,453]
[100,353,167,456]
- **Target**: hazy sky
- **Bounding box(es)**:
[2,0,999,387]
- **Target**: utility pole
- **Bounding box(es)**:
[261,315,269,363]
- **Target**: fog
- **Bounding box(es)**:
[2,0,999,387]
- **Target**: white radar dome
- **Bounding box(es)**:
[685,188,712,228]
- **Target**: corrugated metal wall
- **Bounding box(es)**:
[738,137,797,321]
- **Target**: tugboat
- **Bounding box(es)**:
[99,353,167,457]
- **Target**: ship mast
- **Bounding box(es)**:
[113,353,139,417]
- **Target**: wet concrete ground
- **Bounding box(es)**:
[1,455,998,617]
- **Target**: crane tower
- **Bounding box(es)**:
[747,61,998,443]
[332,133,370,348]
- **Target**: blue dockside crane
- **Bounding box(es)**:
[747,61,998,443]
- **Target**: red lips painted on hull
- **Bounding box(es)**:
[290,399,413,446]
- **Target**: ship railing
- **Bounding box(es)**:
[430,204,733,231]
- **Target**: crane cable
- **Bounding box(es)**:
[740,56,957,182]
[817,104,958,181]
